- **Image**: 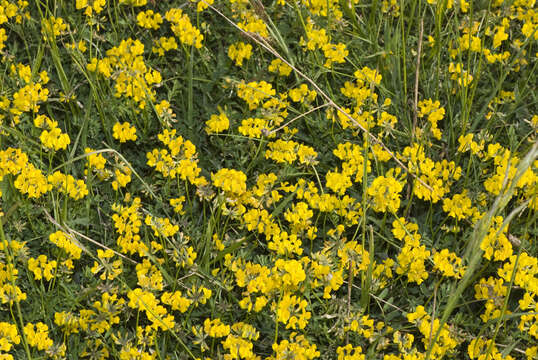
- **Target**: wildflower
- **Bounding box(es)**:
[333,142,371,182]
[27,255,57,281]
[396,237,430,284]
[238,117,271,138]
[112,121,137,142]
[48,171,89,200]
[417,99,444,139]
[14,163,50,199]
[190,0,213,11]
[268,58,292,76]
[49,231,82,259]
[170,196,186,214]
[165,8,203,48]
[212,168,247,195]
[272,332,320,360]
[145,215,179,237]
[284,201,313,233]
[152,36,178,56]
[238,14,268,37]
[367,175,403,213]
[127,288,175,331]
[322,42,348,68]
[90,249,122,280]
[136,9,162,30]
[300,23,329,51]
[0,322,21,352]
[205,112,230,134]
[276,294,311,330]
[136,259,164,291]
[265,139,318,165]
[480,216,512,262]
[40,126,71,151]
[442,191,475,220]
[325,170,352,196]
[24,322,53,351]
[76,0,106,16]
[288,84,317,103]
[274,259,306,289]
[237,80,275,110]
[432,248,466,278]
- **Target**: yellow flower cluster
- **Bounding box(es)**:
[147,129,204,185]
[88,38,161,109]
[144,215,179,237]
[367,173,404,213]
[27,255,57,281]
[205,112,230,134]
[238,117,272,138]
[152,36,178,56]
[407,305,458,358]
[75,0,106,16]
[268,58,292,77]
[136,9,162,30]
[0,147,50,199]
[0,322,20,352]
[457,133,485,155]
[90,249,122,280]
[474,276,507,322]
[165,8,203,48]
[288,84,317,103]
[432,249,465,278]
[394,219,430,284]
[468,337,515,360]
[24,322,53,351]
[161,290,192,312]
[333,142,371,182]
[228,41,253,67]
[41,16,67,40]
[127,288,175,331]
[480,215,512,262]
[9,77,49,120]
[275,294,311,330]
[136,259,164,291]
[448,62,473,87]
[337,344,364,360]
[34,115,71,151]
[402,143,462,203]
[272,332,320,360]
[48,171,89,200]
[212,168,247,196]
[442,191,476,220]
[111,195,145,256]
[417,99,444,140]
[265,139,318,165]
[112,121,137,143]
[237,80,276,110]
[49,231,82,260]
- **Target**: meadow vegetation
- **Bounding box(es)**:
[0,0,537,358]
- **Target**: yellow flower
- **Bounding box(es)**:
[24,322,53,351]
[276,294,311,330]
[268,58,292,76]
[326,170,352,196]
[212,168,247,195]
[136,9,162,30]
[237,80,275,110]
[367,175,403,213]
[112,121,137,142]
[165,8,203,48]
[205,112,230,134]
